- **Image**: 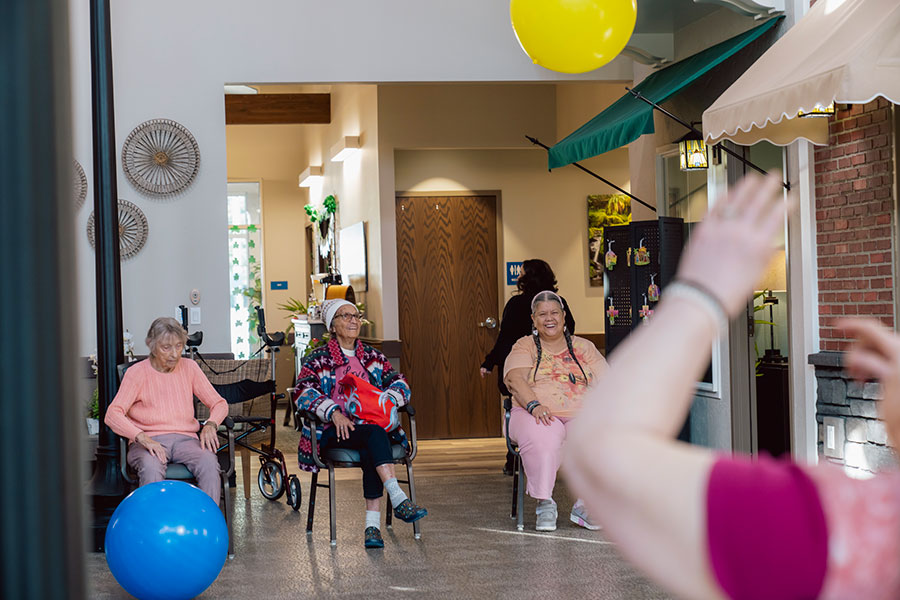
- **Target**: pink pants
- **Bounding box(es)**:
[508,406,572,500]
[127,433,221,505]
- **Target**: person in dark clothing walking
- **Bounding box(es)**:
[480,259,576,474]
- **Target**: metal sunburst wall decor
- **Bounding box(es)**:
[73,160,88,209]
[87,199,149,260]
[121,118,200,196]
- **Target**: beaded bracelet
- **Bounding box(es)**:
[525,400,541,414]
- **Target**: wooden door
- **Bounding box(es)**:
[396,195,501,439]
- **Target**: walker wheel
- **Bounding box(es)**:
[286,475,302,511]
[258,460,285,500]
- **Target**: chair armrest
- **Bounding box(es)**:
[400,404,418,462]
[502,397,512,412]
[298,409,328,469]
[118,436,137,485]
[399,404,416,417]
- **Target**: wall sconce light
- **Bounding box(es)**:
[298,165,323,187]
[677,129,708,172]
[798,101,835,118]
[330,136,361,162]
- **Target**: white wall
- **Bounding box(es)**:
[70,0,647,354]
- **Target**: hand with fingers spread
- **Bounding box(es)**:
[675,172,787,318]
[841,318,900,445]
[199,422,219,453]
[135,432,167,463]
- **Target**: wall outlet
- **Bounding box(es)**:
[822,416,845,459]
[189,306,201,325]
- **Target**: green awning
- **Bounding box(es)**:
[548,18,781,170]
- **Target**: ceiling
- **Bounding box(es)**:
[634,0,722,33]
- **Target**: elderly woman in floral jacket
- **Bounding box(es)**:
[293,299,428,549]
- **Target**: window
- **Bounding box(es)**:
[227,182,262,359]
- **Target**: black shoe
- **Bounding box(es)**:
[393,499,428,523]
[503,452,516,476]
[364,526,384,549]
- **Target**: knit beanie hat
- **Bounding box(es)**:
[322,299,354,330]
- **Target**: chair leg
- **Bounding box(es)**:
[385,501,393,529]
[222,476,234,558]
[306,471,318,535]
[406,460,421,540]
[511,455,519,519]
[328,466,337,546]
[241,446,251,499]
[516,456,525,532]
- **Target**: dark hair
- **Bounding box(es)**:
[517,259,558,297]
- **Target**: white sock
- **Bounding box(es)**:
[365,510,380,530]
[383,477,408,508]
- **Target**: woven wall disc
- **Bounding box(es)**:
[87,199,149,260]
[73,160,88,209]
[121,118,200,196]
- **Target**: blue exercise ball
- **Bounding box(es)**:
[105,480,228,600]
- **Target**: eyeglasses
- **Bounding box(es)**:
[334,312,362,322]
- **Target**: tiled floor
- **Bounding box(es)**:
[85,429,670,599]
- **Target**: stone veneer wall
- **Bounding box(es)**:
[810,352,895,476]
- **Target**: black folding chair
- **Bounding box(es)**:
[299,405,421,546]
[116,362,237,557]
[504,397,525,531]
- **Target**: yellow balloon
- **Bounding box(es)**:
[510,0,637,74]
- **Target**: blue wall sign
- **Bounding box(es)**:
[270,281,288,290]
[506,262,523,286]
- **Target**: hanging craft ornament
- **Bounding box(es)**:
[122,118,200,196]
[648,273,660,302]
[634,238,650,266]
[639,294,654,322]
[605,239,617,271]
[73,160,88,209]
[606,298,618,325]
[86,199,149,260]
[626,247,632,267]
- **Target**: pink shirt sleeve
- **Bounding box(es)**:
[104,365,144,441]
[503,336,536,378]
[189,360,228,426]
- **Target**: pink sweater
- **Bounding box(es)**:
[105,358,228,441]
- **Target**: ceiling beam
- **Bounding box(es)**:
[225,93,331,125]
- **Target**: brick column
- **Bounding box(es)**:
[811,99,896,470]
[814,99,895,351]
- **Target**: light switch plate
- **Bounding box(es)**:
[822,416,845,459]
[189,306,201,325]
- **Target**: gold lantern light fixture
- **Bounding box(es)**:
[798,101,835,118]
[677,126,708,171]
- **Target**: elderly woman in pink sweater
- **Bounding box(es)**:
[106,317,228,504]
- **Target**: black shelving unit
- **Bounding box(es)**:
[603,217,688,440]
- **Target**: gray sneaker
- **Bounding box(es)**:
[570,500,601,531]
[535,499,557,532]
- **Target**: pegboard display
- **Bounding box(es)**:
[603,217,684,356]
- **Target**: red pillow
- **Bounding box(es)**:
[337,373,401,432]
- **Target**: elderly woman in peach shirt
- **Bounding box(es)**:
[105,317,228,504]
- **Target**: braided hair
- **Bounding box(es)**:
[530,291,588,385]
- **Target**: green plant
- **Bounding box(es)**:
[304,194,337,223]
[88,387,100,419]
[239,263,263,346]
[302,333,331,361]
[277,296,307,316]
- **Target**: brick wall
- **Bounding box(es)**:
[814,99,895,351]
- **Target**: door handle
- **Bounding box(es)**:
[478,317,498,329]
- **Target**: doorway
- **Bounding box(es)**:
[396,194,501,439]
[727,142,791,457]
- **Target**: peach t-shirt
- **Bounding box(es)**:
[503,335,606,417]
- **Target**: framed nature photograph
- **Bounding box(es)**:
[587,193,632,286]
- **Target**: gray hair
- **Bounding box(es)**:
[145,317,187,353]
[531,290,564,314]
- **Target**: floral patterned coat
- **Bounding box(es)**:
[293,338,411,472]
